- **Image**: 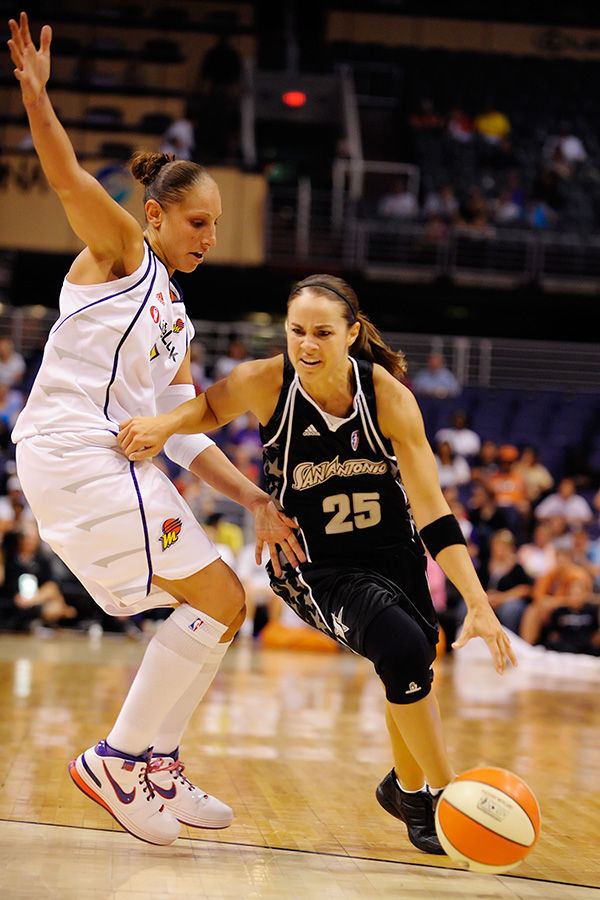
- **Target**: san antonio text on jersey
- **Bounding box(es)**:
[260,355,417,563]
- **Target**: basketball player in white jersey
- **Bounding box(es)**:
[8,13,304,846]
[119,274,517,854]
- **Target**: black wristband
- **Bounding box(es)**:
[419,514,467,559]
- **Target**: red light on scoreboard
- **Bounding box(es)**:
[281,90,307,108]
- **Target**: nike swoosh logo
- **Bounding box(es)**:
[103,761,136,804]
[149,780,177,800]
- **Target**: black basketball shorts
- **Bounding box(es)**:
[267,541,440,704]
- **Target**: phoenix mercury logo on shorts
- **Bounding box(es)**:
[292,456,387,490]
[159,517,182,551]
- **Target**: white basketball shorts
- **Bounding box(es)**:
[15,431,221,616]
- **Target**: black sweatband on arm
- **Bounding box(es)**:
[419,514,467,559]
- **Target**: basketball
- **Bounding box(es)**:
[435,767,541,873]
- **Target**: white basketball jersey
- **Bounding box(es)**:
[13,242,194,441]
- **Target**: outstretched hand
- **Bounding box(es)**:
[452,601,518,674]
[8,12,52,106]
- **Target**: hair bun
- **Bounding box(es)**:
[130,151,176,186]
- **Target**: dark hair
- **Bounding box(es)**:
[130,151,216,208]
[287,274,407,379]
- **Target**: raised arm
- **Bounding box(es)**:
[8,13,143,273]
[375,367,517,673]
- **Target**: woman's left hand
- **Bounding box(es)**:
[452,601,518,674]
[251,498,306,577]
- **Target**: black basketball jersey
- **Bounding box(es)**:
[260,354,417,563]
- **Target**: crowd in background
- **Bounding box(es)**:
[1,332,599,659]
[374,94,599,241]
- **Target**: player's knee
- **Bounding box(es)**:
[363,606,435,705]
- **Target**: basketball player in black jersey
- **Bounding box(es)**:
[119,273,517,854]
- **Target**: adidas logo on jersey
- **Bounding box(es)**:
[303,424,321,437]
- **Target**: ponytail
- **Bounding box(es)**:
[288,274,407,379]
[353,309,407,380]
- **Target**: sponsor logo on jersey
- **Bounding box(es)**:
[351,430,360,451]
[302,424,320,437]
[155,291,166,306]
[405,681,421,694]
[150,313,182,362]
[292,455,387,490]
[159,517,182,551]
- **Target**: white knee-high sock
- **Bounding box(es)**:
[106,605,227,757]
[153,639,232,756]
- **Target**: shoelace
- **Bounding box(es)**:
[147,757,208,797]
[147,757,183,777]
[139,764,159,802]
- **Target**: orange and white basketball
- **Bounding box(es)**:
[435,767,541,873]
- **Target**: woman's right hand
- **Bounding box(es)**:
[8,12,52,107]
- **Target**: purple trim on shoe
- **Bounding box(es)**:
[81,751,102,790]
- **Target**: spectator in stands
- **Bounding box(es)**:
[517,521,557,581]
[434,439,471,491]
[212,335,253,381]
[202,511,244,559]
[486,444,530,524]
[470,439,499,485]
[0,336,26,388]
[200,33,242,95]
[519,547,592,644]
[467,482,512,573]
[479,528,534,635]
[526,165,561,230]
[0,379,25,434]
[490,187,524,227]
[159,114,196,161]
[473,97,511,145]
[377,175,419,220]
[514,444,554,504]
[189,339,211,392]
[411,351,461,399]
[445,106,473,144]
[454,185,495,239]
[0,473,35,534]
[522,573,600,655]
[435,409,481,461]
[534,477,594,529]
[542,119,588,179]
[554,526,600,589]
[422,183,460,224]
[408,96,444,134]
[0,521,77,632]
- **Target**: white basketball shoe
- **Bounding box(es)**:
[148,751,233,828]
[69,740,181,845]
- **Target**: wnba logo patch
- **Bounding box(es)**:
[159,517,182,551]
[351,430,360,451]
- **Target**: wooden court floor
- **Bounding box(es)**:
[1,627,599,900]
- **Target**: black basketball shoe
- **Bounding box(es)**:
[376,769,445,855]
